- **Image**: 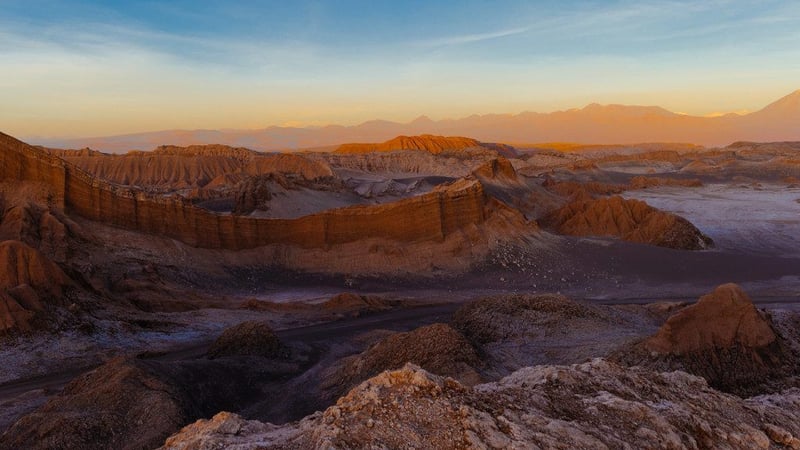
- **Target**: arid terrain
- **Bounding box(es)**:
[1,130,799,449]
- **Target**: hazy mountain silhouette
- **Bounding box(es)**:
[32,90,800,153]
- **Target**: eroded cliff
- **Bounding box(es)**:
[0,132,509,251]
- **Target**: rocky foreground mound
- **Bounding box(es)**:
[1,358,192,450]
[160,360,800,449]
[207,321,285,359]
[450,294,653,376]
[542,195,713,250]
[319,293,390,316]
[614,284,796,396]
[321,324,483,402]
[0,355,301,450]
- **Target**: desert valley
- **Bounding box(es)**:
[2,91,800,447]
[3,1,800,448]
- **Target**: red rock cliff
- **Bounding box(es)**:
[1,132,493,251]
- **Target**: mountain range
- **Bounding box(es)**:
[30,90,800,153]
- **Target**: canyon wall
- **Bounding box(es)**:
[0,133,490,250]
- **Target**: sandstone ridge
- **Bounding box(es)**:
[54,145,334,189]
[0,132,503,251]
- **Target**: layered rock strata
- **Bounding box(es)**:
[1,132,505,251]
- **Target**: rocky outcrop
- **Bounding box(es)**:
[65,153,243,189]
[541,178,625,197]
[1,132,509,251]
[1,356,300,450]
[453,294,606,345]
[628,176,703,189]
[449,294,647,375]
[336,135,483,154]
[159,360,800,449]
[242,154,334,180]
[0,357,188,450]
[646,284,776,354]
[336,134,518,158]
[319,292,390,314]
[614,284,795,395]
[321,324,483,401]
[0,241,71,333]
[541,195,713,250]
[207,321,285,359]
[150,144,257,160]
[231,174,280,215]
[0,184,77,262]
[471,157,519,184]
[320,149,494,177]
[45,148,107,158]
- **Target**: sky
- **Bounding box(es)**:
[2,0,799,139]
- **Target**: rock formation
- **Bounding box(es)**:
[242,154,334,180]
[471,157,519,184]
[320,149,494,177]
[149,144,257,160]
[1,356,300,450]
[541,195,713,250]
[541,178,625,198]
[159,360,800,449]
[1,132,520,251]
[321,323,483,401]
[319,292,390,314]
[55,144,333,191]
[448,294,649,374]
[0,184,78,263]
[207,321,285,359]
[647,284,776,354]
[628,175,703,189]
[0,240,71,333]
[614,284,796,395]
[453,294,605,345]
[336,134,488,154]
[231,174,280,215]
[0,358,189,450]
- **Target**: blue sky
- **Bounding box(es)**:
[2,0,799,138]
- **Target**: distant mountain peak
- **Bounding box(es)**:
[757,89,800,115]
[28,89,800,151]
[410,115,434,124]
[579,102,675,117]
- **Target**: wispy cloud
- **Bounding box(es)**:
[416,26,531,47]
[0,18,322,74]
